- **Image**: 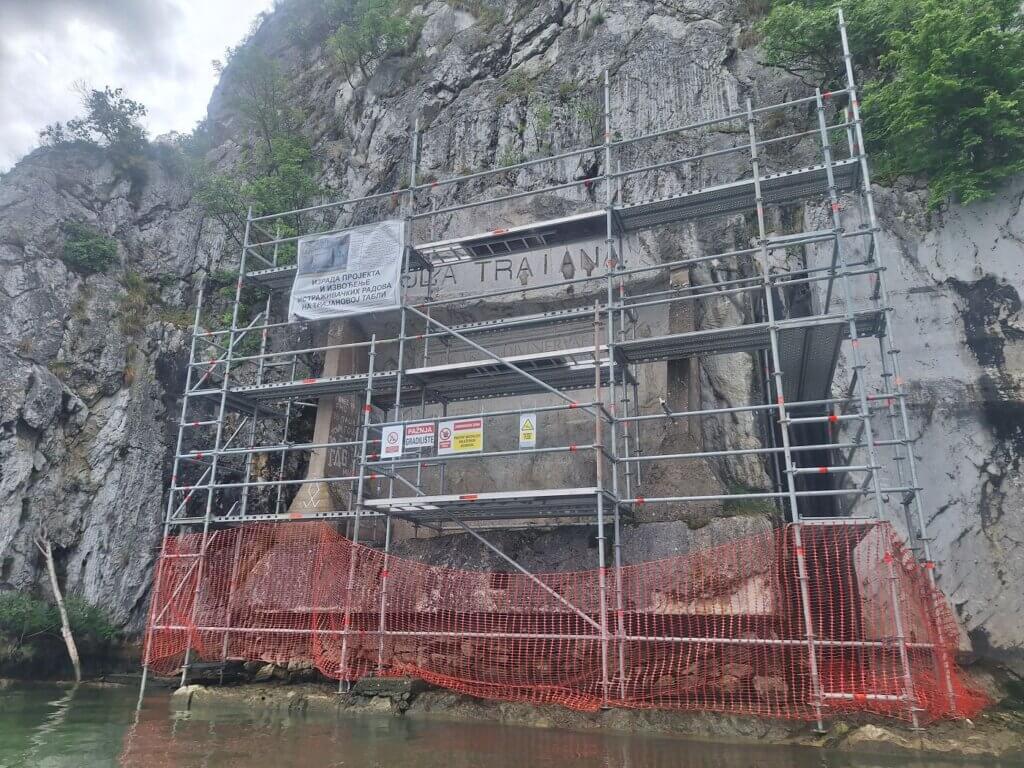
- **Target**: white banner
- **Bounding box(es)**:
[380,424,404,459]
[404,422,435,450]
[289,220,405,320]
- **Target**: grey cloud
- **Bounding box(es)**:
[0,0,271,170]
[0,0,185,76]
[0,0,185,169]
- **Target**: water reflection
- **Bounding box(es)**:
[0,682,1015,768]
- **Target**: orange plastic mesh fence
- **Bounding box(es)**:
[143,521,986,722]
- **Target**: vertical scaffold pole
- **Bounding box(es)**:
[274,356,298,516]
[376,116,419,673]
[746,100,826,731]
[138,279,208,708]
[414,269,435,492]
[339,333,377,691]
[218,287,273,680]
[375,515,392,673]
[603,68,627,700]
[813,87,920,727]
[875,334,916,541]
[837,8,957,713]
[593,302,611,706]
[179,206,253,688]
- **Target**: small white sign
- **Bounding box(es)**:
[381,424,404,459]
[519,413,537,449]
[437,418,483,455]
[404,422,435,450]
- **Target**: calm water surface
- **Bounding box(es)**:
[0,682,1017,768]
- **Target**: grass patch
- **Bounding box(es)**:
[118,271,159,337]
[60,222,118,274]
[496,70,535,107]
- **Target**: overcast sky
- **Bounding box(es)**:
[0,0,276,171]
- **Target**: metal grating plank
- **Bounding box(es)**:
[246,162,861,281]
[245,265,297,290]
[364,488,615,522]
[230,347,624,407]
[618,324,771,363]
[229,311,880,408]
[617,160,861,235]
[779,324,843,402]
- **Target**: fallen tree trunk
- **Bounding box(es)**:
[35,529,81,684]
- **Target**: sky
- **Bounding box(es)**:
[0,0,276,171]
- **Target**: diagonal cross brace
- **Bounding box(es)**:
[404,305,602,419]
[445,515,604,635]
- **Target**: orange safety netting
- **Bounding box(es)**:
[143,521,986,722]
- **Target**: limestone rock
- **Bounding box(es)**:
[0,0,1019,679]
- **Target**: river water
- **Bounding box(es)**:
[0,682,1017,768]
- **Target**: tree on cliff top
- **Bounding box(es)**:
[329,0,422,84]
[40,86,149,181]
[759,0,1024,208]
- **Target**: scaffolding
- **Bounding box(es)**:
[140,12,978,729]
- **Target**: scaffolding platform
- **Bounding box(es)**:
[616,158,861,232]
[224,310,880,411]
[169,509,383,526]
[619,310,882,400]
[229,346,625,408]
[149,24,962,730]
[444,305,598,337]
[245,159,862,283]
[186,386,289,419]
[363,487,619,524]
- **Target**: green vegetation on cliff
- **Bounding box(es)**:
[329,0,423,83]
[60,222,119,274]
[192,48,320,262]
[759,0,1024,207]
[0,592,119,677]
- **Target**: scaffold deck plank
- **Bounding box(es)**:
[618,311,881,363]
[167,510,384,527]
[364,487,618,523]
[222,311,881,413]
[616,158,861,232]
[444,305,597,336]
[229,346,623,408]
[246,160,862,283]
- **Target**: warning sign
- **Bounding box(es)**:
[438,418,483,455]
[404,422,435,450]
[519,413,537,449]
[381,425,404,458]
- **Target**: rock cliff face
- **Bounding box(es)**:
[0,0,1021,673]
[0,145,225,627]
[865,182,1024,669]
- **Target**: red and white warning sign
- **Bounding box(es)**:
[381,424,404,458]
[404,422,435,450]
[437,418,483,455]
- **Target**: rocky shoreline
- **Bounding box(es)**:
[166,678,1024,760]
